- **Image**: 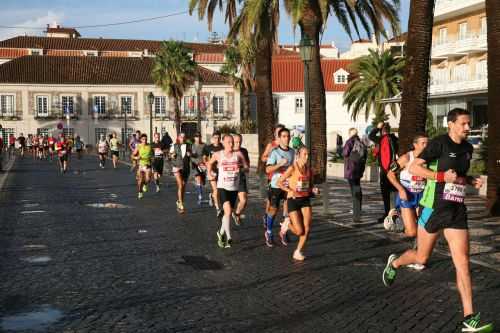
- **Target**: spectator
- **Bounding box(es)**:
[336,133,344,158]
[343,128,367,222]
[369,122,399,222]
[161,132,173,151]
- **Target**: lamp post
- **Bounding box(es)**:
[123,99,129,156]
[299,33,314,170]
[194,77,202,135]
[148,92,155,141]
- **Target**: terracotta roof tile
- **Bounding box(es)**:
[0,56,229,85]
[272,58,352,92]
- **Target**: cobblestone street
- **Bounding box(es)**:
[0,156,499,332]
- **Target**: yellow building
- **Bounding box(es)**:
[429,0,488,131]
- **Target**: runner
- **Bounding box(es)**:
[382,109,493,333]
[260,124,285,228]
[131,134,153,199]
[8,134,15,158]
[232,133,250,226]
[203,132,224,216]
[42,135,49,160]
[54,134,68,173]
[97,134,109,169]
[18,133,26,158]
[129,133,139,171]
[191,133,207,205]
[32,134,39,160]
[277,146,319,260]
[48,134,55,161]
[66,136,74,160]
[264,127,294,247]
[207,134,248,248]
[170,132,192,213]
[386,134,429,238]
[109,132,120,169]
[26,134,33,158]
[74,136,84,159]
[151,132,166,193]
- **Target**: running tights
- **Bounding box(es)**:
[266,214,275,235]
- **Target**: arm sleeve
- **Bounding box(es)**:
[368,128,381,144]
[419,138,443,163]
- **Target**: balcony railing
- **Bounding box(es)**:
[0,110,21,120]
[432,33,487,59]
[34,108,80,120]
[91,107,138,120]
[430,78,487,95]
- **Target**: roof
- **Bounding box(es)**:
[387,33,407,43]
[272,59,352,93]
[0,36,227,54]
[0,56,229,85]
[46,26,81,38]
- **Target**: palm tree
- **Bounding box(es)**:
[189,0,239,31]
[343,49,405,123]
[397,0,435,154]
[151,40,196,134]
[485,0,500,215]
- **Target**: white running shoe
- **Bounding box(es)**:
[406,263,426,271]
[293,250,305,261]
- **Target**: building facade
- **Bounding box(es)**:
[429,0,488,130]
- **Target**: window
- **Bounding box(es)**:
[213,96,224,116]
[481,17,487,35]
[0,94,15,116]
[121,127,134,144]
[120,96,133,115]
[63,128,74,138]
[438,28,448,44]
[295,97,304,113]
[154,96,166,116]
[93,96,106,115]
[37,128,49,137]
[184,96,196,116]
[85,51,98,56]
[36,96,49,117]
[30,49,42,56]
[452,64,468,82]
[95,128,108,144]
[335,74,348,84]
[1,128,14,144]
[458,22,468,40]
[476,60,487,80]
[61,96,74,115]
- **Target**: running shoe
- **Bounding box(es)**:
[279,229,289,246]
[382,254,398,287]
[138,192,143,200]
[177,201,185,214]
[293,249,305,261]
[156,185,160,193]
[217,209,223,218]
[406,263,426,271]
[232,212,241,226]
[197,194,203,206]
[265,231,274,248]
[462,313,494,333]
[208,195,214,207]
[225,238,233,249]
[142,184,148,193]
[216,231,225,248]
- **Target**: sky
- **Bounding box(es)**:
[0,0,410,51]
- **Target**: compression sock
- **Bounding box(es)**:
[222,215,231,239]
[266,214,275,236]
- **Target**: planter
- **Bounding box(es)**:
[327,162,379,183]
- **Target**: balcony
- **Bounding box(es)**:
[432,34,487,59]
[34,109,79,120]
[435,0,485,22]
[91,107,138,120]
[430,77,487,96]
[0,111,21,120]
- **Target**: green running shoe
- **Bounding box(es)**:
[462,313,494,333]
[216,231,225,248]
[142,184,148,193]
[382,254,398,287]
[138,192,143,200]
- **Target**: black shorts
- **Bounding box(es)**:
[219,188,238,208]
[287,197,312,213]
[99,153,107,159]
[192,163,206,177]
[268,188,287,209]
[111,150,119,157]
[59,155,68,162]
[238,172,248,193]
[419,204,468,234]
[152,158,164,174]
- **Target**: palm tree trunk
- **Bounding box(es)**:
[174,98,181,135]
[241,88,251,122]
[255,36,275,173]
[398,0,435,154]
[486,0,500,215]
[300,4,327,183]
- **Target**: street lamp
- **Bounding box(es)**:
[299,33,314,170]
[123,99,129,156]
[148,92,155,141]
[194,76,202,134]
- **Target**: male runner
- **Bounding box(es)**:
[109,132,120,169]
[151,133,166,192]
[191,133,207,205]
[264,127,294,247]
[48,134,55,161]
[207,134,248,248]
[55,134,68,173]
[18,133,26,158]
[170,132,192,213]
[132,134,153,199]
[382,109,493,333]
[97,134,109,169]
[232,133,250,226]
[203,132,224,216]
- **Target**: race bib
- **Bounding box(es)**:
[443,182,466,203]
[409,176,426,193]
[154,148,163,157]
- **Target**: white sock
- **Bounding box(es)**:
[222,215,231,240]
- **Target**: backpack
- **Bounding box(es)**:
[350,139,367,163]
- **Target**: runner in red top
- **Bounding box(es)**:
[55,134,68,173]
[48,135,56,161]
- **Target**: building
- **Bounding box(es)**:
[429,0,488,130]
[0,56,238,146]
[272,57,399,152]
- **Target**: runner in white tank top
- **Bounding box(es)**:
[207,135,248,249]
